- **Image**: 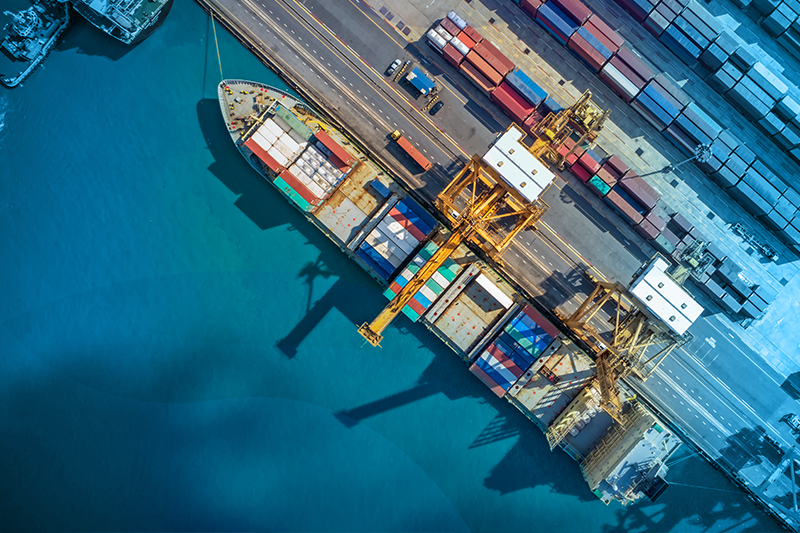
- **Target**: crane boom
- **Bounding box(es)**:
[359,184,505,346]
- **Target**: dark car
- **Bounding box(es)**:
[429,101,444,115]
[386,59,402,76]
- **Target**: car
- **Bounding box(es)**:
[429,101,444,115]
[386,59,402,76]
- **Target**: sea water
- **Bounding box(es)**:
[0,1,782,531]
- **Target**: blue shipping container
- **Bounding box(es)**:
[633,91,677,129]
[357,244,392,279]
[660,25,702,63]
[505,68,549,107]
[536,3,580,45]
[643,83,682,117]
[576,26,613,59]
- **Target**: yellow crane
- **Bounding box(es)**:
[358,153,547,347]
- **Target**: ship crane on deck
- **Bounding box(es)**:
[358,153,549,347]
[529,90,610,169]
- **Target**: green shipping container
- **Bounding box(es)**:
[383,287,397,299]
[274,177,313,211]
[588,175,611,196]
[402,305,420,321]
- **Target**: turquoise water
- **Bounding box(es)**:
[0,1,781,531]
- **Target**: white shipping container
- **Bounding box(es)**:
[256,125,278,146]
[365,232,401,266]
[273,139,297,161]
[279,132,300,153]
[427,29,447,50]
[295,169,327,199]
[432,271,451,289]
[369,228,402,258]
[308,170,334,193]
[451,36,469,56]
[435,25,453,42]
[263,118,285,138]
[379,218,417,255]
[474,274,514,309]
[383,218,420,246]
[419,284,438,305]
[252,132,273,152]
[447,10,467,30]
[601,63,639,101]
[267,146,290,168]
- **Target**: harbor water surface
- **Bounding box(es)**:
[0,1,783,531]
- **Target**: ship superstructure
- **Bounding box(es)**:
[70,0,172,44]
[0,0,70,88]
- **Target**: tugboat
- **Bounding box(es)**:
[0,0,71,88]
[69,0,173,45]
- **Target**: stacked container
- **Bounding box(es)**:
[536,2,581,45]
[505,68,549,108]
[632,74,688,132]
[491,81,536,124]
[473,39,515,77]
[470,305,559,397]
[568,26,614,72]
[571,149,602,182]
[616,0,657,23]
[600,45,655,102]
[382,237,463,321]
[644,0,684,37]
[659,0,721,64]
[466,50,504,87]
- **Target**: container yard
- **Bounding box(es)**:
[199,0,800,528]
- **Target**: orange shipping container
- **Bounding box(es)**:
[473,40,515,77]
[466,50,503,86]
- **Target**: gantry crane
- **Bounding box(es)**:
[528,90,610,169]
[556,276,688,425]
[358,154,549,347]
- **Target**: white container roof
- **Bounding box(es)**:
[629,258,703,335]
[482,126,555,203]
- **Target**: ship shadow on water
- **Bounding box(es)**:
[56,15,138,61]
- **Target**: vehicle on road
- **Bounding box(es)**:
[429,101,444,115]
[781,413,800,434]
[386,59,401,76]
[390,130,432,171]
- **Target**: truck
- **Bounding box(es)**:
[390,130,433,171]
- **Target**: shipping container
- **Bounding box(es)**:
[267,145,291,168]
[726,83,771,121]
[644,81,684,117]
[471,341,528,397]
[619,174,659,210]
[600,62,641,102]
[616,46,657,84]
[748,62,790,101]
[663,123,697,156]
[568,30,611,72]
[315,130,355,167]
[585,14,625,49]
[605,154,629,176]
[505,68,548,107]
[743,168,782,204]
[635,218,660,240]
[729,180,772,216]
[427,29,447,50]
[644,10,671,37]
[244,137,283,173]
[571,163,593,182]
[588,174,611,196]
[457,31,476,50]
[578,150,602,174]
[551,0,593,24]
[774,95,800,123]
[462,24,483,44]
[604,188,644,226]
[473,40,516,77]
[442,43,464,68]
[757,113,785,137]
[520,0,543,17]
[536,2,580,45]
[615,0,656,22]
[467,50,504,86]
[278,169,319,208]
[699,43,727,71]
[632,90,676,130]
[435,25,454,42]
[459,61,496,96]
[447,10,468,29]
[440,17,460,37]
[492,82,536,123]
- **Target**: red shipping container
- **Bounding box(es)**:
[615,46,656,83]
[551,0,592,24]
[609,56,648,89]
[388,207,427,241]
[523,111,544,134]
[457,31,476,49]
[578,151,601,174]
[408,297,426,316]
[443,43,464,68]
[440,17,460,37]
[635,219,660,240]
[606,189,644,225]
[462,25,483,44]
[279,170,319,205]
[571,163,593,182]
[600,161,623,180]
[585,15,624,49]
[491,81,535,123]
[459,61,496,96]
[315,130,355,166]
[619,176,658,211]
[244,137,283,173]
[568,33,607,72]
[605,154,629,175]
[520,0,543,18]
[467,50,504,86]
[474,40,515,77]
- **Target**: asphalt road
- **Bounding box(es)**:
[200,0,800,488]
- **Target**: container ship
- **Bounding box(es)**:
[70,0,172,44]
[0,0,70,88]
[218,78,683,506]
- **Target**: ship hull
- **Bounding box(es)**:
[0,3,71,88]
[70,0,173,45]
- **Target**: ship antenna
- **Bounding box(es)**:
[210,11,224,81]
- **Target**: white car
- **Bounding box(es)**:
[386,59,402,76]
